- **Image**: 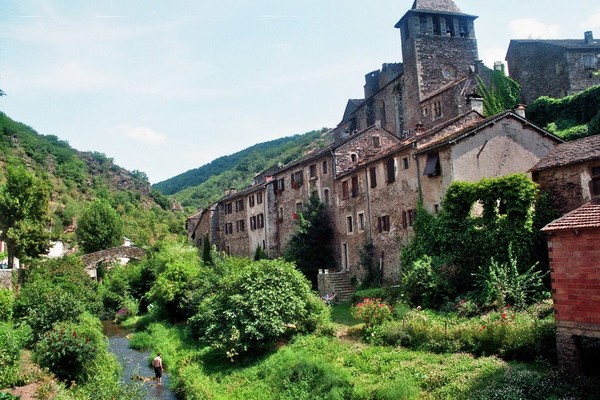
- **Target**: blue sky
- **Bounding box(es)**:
[1,1,599,184]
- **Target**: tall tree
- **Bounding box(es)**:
[77,198,123,254]
[284,197,336,287]
[0,164,51,269]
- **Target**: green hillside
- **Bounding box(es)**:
[154,128,332,210]
[0,111,184,249]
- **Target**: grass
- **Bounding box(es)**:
[126,304,600,400]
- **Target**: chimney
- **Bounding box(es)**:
[224,189,230,196]
[515,104,526,118]
[414,122,426,135]
[230,188,236,194]
[466,94,484,115]
[584,31,594,45]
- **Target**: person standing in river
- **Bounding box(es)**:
[153,352,163,385]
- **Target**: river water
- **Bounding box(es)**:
[102,320,178,400]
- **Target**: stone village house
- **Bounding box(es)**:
[188,0,566,298]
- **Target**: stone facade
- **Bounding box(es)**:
[186,0,563,285]
[531,134,600,215]
[506,32,600,104]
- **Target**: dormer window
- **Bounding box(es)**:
[372,136,380,148]
[351,153,358,163]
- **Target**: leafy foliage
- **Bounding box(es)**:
[0,289,14,322]
[189,258,329,359]
[527,84,600,140]
[0,163,51,268]
[284,197,336,287]
[477,69,522,117]
[0,322,29,388]
[13,256,101,341]
[400,174,543,309]
[77,198,123,253]
[351,298,392,329]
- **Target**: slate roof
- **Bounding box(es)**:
[412,0,462,13]
[530,134,600,172]
[541,198,600,232]
[508,38,600,50]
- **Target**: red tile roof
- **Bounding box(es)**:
[541,199,600,232]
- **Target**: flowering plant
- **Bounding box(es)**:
[351,298,392,328]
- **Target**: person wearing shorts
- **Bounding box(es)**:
[152,352,163,385]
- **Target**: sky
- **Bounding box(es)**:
[1,1,600,184]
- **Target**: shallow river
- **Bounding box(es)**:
[102,320,178,400]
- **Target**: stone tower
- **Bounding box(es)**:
[395,0,479,131]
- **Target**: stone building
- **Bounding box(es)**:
[506,31,600,104]
[530,134,600,215]
[187,0,563,290]
[542,199,600,375]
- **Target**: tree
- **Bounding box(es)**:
[0,164,51,269]
[284,197,336,287]
[202,234,213,265]
[77,198,123,254]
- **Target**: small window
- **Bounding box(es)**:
[257,191,263,204]
[433,101,442,118]
[403,157,409,170]
[347,216,353,233]
[377,215,390,232]
[278,207,284,221]
[351,153,358,163]
[434,204,439,214]
[342,180,349,199]
[236,219,245,232]
[372,136,381,148]
[249,195,255,208]
[250,216,257,230]
[591,166,600,197]
[291,171,303,188]
[370,167,377,188]
[408,209,416,227]
[258,213,264,228]
[309,164,317,178]
[583,54,598,69]
[235,199,245,212]
[402,211,407,229]
[422,106,429,117]
[324,188,330,204]
[322,161,328,174]
[385,158,395,183]
[358,212,365,231]
[277,178,285,192]
[423,152,441,177]
[225,203,233,215]
[351,176,359,197]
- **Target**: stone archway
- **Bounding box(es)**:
[81,246,146,278]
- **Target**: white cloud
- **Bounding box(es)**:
[119,125,167,145]
[508,18,561,39]
[580,9,600,30]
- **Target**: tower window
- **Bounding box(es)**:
[433,101,442,118]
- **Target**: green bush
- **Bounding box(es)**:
[34,321,99,383]
[0,289,14,321]
[189,258,329,359]
[0,323,29,388]
[351,298,392,329]
[373,377,420,400]
[353,288,385,303]
[258,348,354,399]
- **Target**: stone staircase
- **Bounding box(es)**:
[318,270,355,303]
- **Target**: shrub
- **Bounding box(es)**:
[34,321,98,383]
[351,298,392,329]
[258,348,354,399]
[353,288,385,303]
[189,258,329,359]
[373,377,420,400]
[476,246,546,310]
[0,323,29,388]
[0,289,13,321]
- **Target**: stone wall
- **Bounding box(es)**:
[0,270,13,290]
[534,162,594,215]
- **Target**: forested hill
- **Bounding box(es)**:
[0,111,182,247]
[152,128,332,210]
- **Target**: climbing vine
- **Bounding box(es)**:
[477,70,521,117]
[400,174,542,307]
